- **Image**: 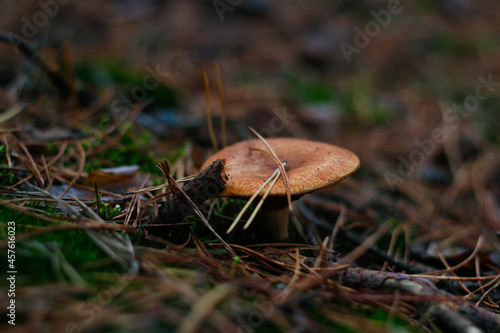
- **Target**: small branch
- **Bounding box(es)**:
[330,264,500,333]
[148,159,227,228]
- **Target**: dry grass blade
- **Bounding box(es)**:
[466,273,500,298]
[0,103,25,123]
[250,147,280,165]
[214,62,226,148]
[203,70,218,152]
[94,182,102,218]
[243,166,282,230]
[15,138,45,188]
[226,165,281,234]
[125,174,150,227]
[438,253,473,295]
[0,133,12,166]
[221,244,298,274]
[25,240,86,284]
[312,237,329,270]
[382,223,403,272]
[125,174,196,195]
[249,126,292,210]
[59,142,86,198]
[41,155,53,194]
[157,160,237,258]
[328,205,345,251]
[339,222,391,264]
[178,283,234,333]
[70,194,139,272]
[31,184,137,269]
[420,235,484,276]
[157,160,178,195]
[23,183,79,219]
[279,248,302,298]
[474,274,500,307]
[10,181,139,273]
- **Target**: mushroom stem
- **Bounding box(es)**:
[257,200,289,241]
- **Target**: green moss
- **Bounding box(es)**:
[85,127,161,175]
[357,306,420,332]
[0,207,126,286]
[93,192,121,220]
[304,301,418,333]
[341,73,392,125]
[475,96,500,144]
[0,145,15,187]
[424,34,475,57]
[75,59,178,107]
[374,218,406,251]
[286,74,333,103]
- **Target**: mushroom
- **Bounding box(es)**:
[200,137,360,241]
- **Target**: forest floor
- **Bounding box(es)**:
[0,1,500,332]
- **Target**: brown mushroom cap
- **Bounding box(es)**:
[200,138,360,198]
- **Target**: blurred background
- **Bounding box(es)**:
[1,1,499,148]
[2,0,500,143]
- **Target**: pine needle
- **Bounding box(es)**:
[202,70,218,152]
[125,175,196,195]
[249,127,293,211]
[243,167,282,230]
[226,165,283,234]
[59,142,86,198]
[214,62,227,148]
[157,160,237,258]
[419,235,484,276]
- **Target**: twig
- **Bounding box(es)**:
[150,159,226,226]
[151,160,237,258]
[331,263,500,333]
